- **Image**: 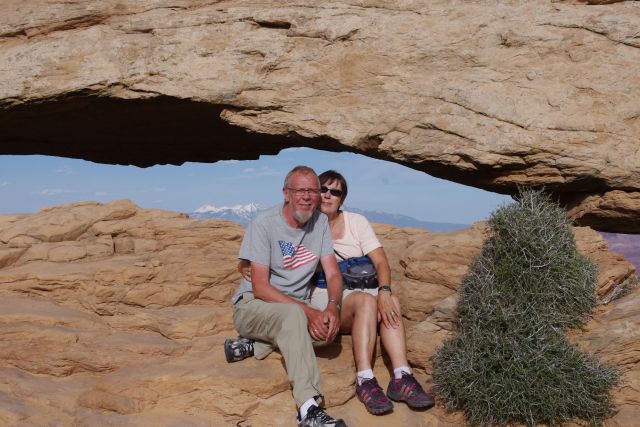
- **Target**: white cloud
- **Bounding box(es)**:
[256,166,281,177]
[222,166,282,182]
[55,166,74,175]
[282,147,311,152]
[0,181,8,187]
[250,166,281,177]
[220,159,240,164]
[33,188,74,196]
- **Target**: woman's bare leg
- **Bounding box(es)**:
[340,291,378,371]
[379,295,409,369]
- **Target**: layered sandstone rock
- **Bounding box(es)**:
[1,1,640,231]
[0,200,637,426]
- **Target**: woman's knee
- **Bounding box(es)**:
[347,292,377,314]
[346,291,376,310]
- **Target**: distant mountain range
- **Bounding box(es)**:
[189,203,640,271]
[190,203,265,226]
[344,207,468,232]
[189,203,468,232]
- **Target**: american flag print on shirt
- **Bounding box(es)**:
[278,240,318,270]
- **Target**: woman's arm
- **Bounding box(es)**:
[368,247,401,329]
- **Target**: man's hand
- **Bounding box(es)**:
[322,303,341,341]
[318,253,342,341]
[306,307,330,341]
[238,260,251,281]
[378,291,401,329]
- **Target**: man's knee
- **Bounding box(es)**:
[232,305,247,334]
[280,304,308,333]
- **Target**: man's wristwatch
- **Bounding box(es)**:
[328,299,341,311]
[378,285,392,293]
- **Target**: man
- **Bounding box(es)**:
[229,165,348,427]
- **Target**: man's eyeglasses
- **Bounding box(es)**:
[287,187,321,197]
[320,186,343,198]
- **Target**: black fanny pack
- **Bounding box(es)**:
[313,251,378,290]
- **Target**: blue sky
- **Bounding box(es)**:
[0,148,511,224]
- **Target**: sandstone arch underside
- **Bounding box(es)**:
[1,1,639,232]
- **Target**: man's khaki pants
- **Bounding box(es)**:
[232,292,326,407]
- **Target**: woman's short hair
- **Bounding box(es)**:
[319,170,348,203]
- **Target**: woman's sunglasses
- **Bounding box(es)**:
[320,186,343,197]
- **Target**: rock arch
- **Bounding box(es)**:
[1,0,639,231]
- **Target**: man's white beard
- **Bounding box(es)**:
[293,209,313,224]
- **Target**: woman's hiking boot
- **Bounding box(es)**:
[387,372,435,409]
[224,336,254,363]
[356,377,393,415]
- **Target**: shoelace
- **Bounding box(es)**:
[399,374,426,397]
[360,379,387,404]
[234,340,254,358]
[401,380,418,396]
[308,406,334,423]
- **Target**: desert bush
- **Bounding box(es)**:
[432,188,618,426]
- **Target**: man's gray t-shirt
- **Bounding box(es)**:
[232,205,334,303]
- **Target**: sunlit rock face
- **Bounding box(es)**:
[0,200,637,426]
[1,1,639,231]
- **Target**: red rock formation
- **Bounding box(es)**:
[1,1,640,231]
[0,200,637,426]
[601,232,640,273]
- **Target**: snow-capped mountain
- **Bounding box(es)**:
[190,204,640,271]
[190,203,265,226]
[189,203,467,231]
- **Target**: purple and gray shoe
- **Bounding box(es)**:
[387,372,435,409]
[356,377,394,415]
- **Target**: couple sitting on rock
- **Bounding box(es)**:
[227,166,434,427]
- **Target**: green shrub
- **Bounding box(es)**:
[432,188,618,426]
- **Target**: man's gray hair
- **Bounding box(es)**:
[283,165,320,189]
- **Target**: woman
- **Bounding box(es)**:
[309,170,434,415]
[233,170,434,415]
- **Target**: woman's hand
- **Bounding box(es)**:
[377,290,401,329]
[367,247,399,328]
[238,260,251,281]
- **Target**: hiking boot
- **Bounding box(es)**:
[297,405,348,427]
[356,377,393,415]
[387,372,435,409]
[224,336,254,363]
